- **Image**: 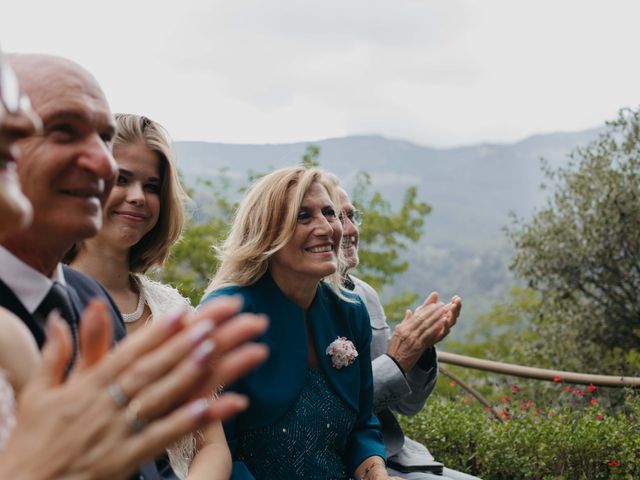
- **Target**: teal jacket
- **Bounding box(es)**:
[200,272,386,479]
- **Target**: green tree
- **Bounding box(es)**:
[449,285,541,364]
[350,171,432,320]
[158,174,235,305]
[301,145,320,168]
[507,107,640,374]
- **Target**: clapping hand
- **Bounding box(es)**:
[1,296,268,480]
[386,292,462,373]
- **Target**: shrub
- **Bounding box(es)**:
[400,384,640,479]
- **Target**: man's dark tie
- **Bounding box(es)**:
[35,281,79,366]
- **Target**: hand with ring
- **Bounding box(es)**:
[0,296,268,480]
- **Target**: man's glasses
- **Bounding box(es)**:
[343,209,363,227]
[0,59,30,114]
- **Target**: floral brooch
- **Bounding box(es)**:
[326,336,358,369]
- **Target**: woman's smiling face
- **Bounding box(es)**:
[269,181,343,290]
[98,141,161,249]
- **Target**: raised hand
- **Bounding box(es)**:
[386,292,461,373]
[0,297,268,480]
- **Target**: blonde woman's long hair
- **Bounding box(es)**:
[205,166,347,297]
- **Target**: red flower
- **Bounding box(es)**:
[597,415,604,421]
[526,400,534,408]
[500,409,510,420]
[449,380,457,387]
[502,395,510,403]
[553,376,562,382]
[607,460,621,467]
[591,398,598,405]
[587,384,597,393]
[485,405,491,412]
[533,409,541,415]
[572,388,585,397]
[511,385,520,394]
[564,386,571,393]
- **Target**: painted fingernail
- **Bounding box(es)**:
[191,339,216,364]
[188,320,215,345]
[163,308,186,329]
[188,398,209,419]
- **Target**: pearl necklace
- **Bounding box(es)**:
[122,280,146,323]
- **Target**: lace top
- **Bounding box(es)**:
[136,275,191,324]
[0,369,16,452]
[237,368,357,479]
[136,275,195,479]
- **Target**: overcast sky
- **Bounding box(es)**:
[2,0,639,147]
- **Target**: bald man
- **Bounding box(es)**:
[0,54,174,480]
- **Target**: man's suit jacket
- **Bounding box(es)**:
[0,264,175,480]
[350,276,438,461]
[0,266,127,348]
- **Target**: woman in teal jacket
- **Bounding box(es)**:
[200,167,393,480]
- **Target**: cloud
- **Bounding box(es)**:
[2,0,640,146]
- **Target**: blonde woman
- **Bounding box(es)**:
[202,167,399,480]
[68,114,230,478]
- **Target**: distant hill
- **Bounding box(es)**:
[174,127,603,337]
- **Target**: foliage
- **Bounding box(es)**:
[441,286,549,400]
[350,171,432,320]
[507,107,640,375]
[301,144,321,168]
[447,285,541,363]
[158,221,224,305]
[157,175,235,305]
[402,379,640,479]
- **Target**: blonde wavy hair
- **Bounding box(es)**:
[205,166,347,297]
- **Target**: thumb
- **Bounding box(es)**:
[35,312,72,388]
[403,309,412,321]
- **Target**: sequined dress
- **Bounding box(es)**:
[237,368,357,479]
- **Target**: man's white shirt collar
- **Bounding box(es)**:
[0,246,66,314]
